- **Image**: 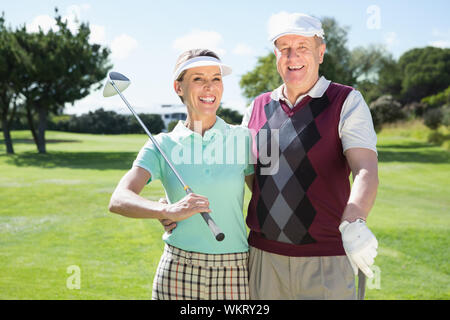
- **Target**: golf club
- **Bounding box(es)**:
[103,71,225,242]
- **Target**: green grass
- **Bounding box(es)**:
[0,123,449,299]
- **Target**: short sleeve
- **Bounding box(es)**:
[339,90,378,155]
[133,140,163,182]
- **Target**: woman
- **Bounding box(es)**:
[108,49,254,300]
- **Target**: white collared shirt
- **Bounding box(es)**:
[241,76,377,155]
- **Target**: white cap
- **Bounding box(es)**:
[173,56,232,81]
[268,12,325,44]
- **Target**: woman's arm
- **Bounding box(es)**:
[109,166,211,221]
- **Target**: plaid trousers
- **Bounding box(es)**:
[152,244,249,300]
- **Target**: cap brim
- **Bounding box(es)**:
[271,30,325,44]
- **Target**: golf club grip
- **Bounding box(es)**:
[185,188,225,241]
[200,212,225,242]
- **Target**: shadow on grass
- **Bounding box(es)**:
[0,139,81,144]
[378,145,450,164]
[2,143,449,169]
[1,151,137,170]
[379,142,434,149]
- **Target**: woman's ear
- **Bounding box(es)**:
[174,80,183,97]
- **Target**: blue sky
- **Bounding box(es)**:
[2,0,449,115]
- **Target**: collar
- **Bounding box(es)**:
[170,116,227,142]
[270,76,331,108]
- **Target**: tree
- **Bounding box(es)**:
[0,13,26,154]
[398,47,450,103]
[217,106,243,125]
[49,109,165,134]
[14,9,112,153]
[239,53,282,101]
[376,58,403,101]
[319,17,355,86]
[350,45,391,83]
[369,95,405,132]
[350,45,400,104]
[167,120,178,132]
[422,86,450,109]
[130,113,165,134]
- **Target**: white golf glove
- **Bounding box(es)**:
[339,218,378,278]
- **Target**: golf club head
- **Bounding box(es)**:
[103,72,131,97]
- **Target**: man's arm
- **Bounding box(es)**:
[339,148,379,278]
[342,148,379,223]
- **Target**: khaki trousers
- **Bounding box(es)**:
[249,246,356,300]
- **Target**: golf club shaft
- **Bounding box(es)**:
[110,80,225,242]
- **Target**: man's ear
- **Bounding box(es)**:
[318,43,326,64]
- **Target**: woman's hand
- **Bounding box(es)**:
[161,193,211,223]
[158,198,176,233]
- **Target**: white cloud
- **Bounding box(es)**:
[430,28,450,48]
[63,5,84,34]
[232,43,254,56]
[172,30,226,56]
[89,24,107,45]
[25,5,116,54]
[111,34,138,60]
[26,15,57,33]
[429,40,450,48]
[26,4,96,37]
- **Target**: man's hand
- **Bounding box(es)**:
[339,219,378,278]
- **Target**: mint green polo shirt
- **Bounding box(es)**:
[133,116,254,254]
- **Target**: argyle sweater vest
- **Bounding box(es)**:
[246,83,354,257]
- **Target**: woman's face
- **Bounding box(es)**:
[174,65,223,119]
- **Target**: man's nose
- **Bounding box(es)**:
[288,48,300,59]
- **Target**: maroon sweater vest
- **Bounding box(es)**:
[247,83,354,257]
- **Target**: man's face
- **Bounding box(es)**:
[274,34,326,93]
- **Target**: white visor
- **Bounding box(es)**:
[173,56,232,81]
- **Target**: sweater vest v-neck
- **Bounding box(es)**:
[246,82,353,257]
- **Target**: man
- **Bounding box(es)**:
[241,12,379,300]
